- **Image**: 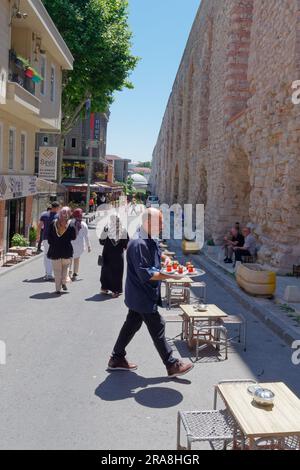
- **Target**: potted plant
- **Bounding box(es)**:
[29,226,38,247]
[206,238,219,255]
[11,233,28,248]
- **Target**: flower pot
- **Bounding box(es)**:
[236,264,276,297]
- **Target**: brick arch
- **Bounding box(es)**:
[178,63,195,204]
[224,0,254,121]
[198,16,213,149]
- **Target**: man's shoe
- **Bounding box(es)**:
[224,257,229,262]
[167,360,194,378]
[62,284,68,291]
[71,273,78,281]
[107,357,138,371]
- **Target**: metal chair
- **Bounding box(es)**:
[252,435,300,450]
[194,323,228,361]
[189,282,207,304]
[163,312,184,341]
[167,285,190,310]
[177,409,236,450]
[220,314,247,352]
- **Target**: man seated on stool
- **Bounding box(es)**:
[233,227,257,265]
[223,227,244,264]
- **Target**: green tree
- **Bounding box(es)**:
[42,0,138,182]
[138,161,152,168]
[123,176,135,196]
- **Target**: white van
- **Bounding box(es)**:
[146,195,160,208]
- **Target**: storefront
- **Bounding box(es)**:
[65,182,123,207]
[0,175,37,252]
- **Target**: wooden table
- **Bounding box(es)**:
[165,277,194,309]
[180,304,228,349]
[216,381,300,449]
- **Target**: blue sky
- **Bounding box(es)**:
[106,0,200,163]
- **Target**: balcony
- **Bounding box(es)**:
[2,50,60,130]
[8,50,36,96]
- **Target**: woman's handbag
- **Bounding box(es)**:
[98,254,103,266]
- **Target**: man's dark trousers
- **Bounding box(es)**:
[235,249,251,262]
[112,309,177,367]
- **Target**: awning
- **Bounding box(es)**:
[62,181,124,193]
[95,182,123,193]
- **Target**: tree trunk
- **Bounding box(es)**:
[57,134,65,184]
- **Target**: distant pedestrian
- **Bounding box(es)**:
[47,207,76,295]
[89,197,95,213]
[107,208,194,377]
[100,215,129,297]
[70,208,91,281]
[37,202,60,280]
[129,198,138,215]
[37,205,51,253]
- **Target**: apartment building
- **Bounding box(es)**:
[105,155,131,183]
[0,0,73,252]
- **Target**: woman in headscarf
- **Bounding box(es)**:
[47,206,76,294]
[70,208,91,281]
[100,214,129,297]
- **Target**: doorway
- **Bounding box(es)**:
[6,198,26,245]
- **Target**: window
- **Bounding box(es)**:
[43,136,49,145]
[20,132,27,171]
[50,65,55,102]
[8,128,16,170]
[40,55,46,95]
[71,138,77,148]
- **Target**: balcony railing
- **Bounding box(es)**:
[8,50,35,96]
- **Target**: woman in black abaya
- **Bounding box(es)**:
[99,215,129,297]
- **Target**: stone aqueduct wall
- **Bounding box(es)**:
[151,0,300,272]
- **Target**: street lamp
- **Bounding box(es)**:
[85,98,94,215]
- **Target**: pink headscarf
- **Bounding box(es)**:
[73,208,83,235]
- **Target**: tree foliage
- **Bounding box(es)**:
[43,0,137,127]
[42,0,138,180]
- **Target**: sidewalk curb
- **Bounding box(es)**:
[0,252,43,279]
[198,254,300,346]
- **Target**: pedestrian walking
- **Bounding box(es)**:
[70,208,91,281]
[89,197,95,213]
[37,202,60,280]
[107,208,194,378]
[47,207,76,295]
[100,215,129,298]
[129,198,138,216]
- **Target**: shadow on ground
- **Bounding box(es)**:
[23,277,52,284]
[95,372,191,408]
[85,294,115,302]
[30,292,69,299]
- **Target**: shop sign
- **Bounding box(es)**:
[0,175,37,200]
[39,147,57,180]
